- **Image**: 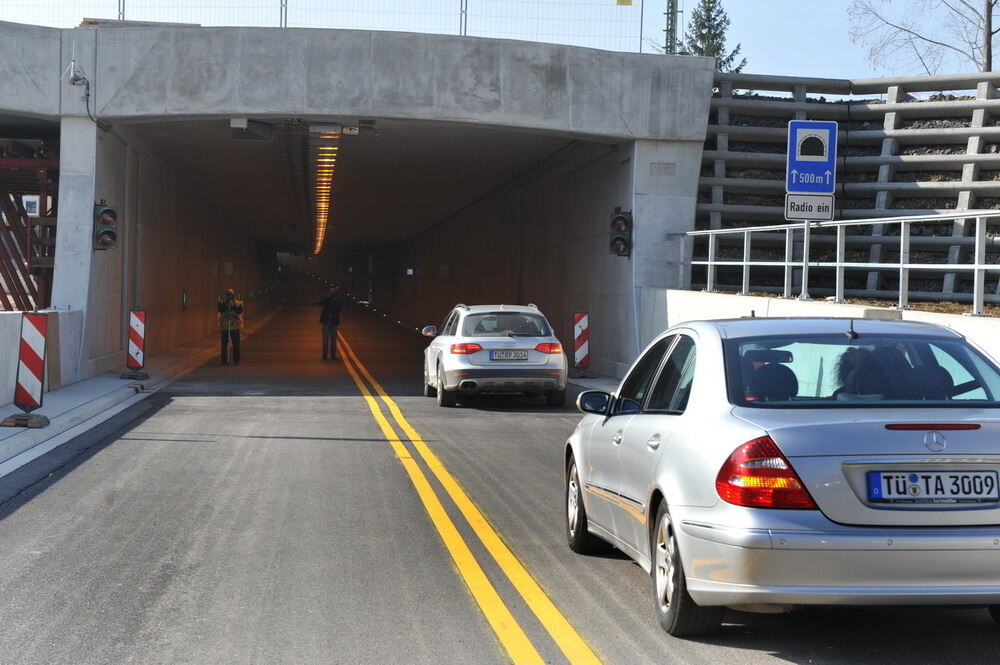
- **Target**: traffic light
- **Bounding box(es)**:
[609,211,632,257]
[93,204,118,250]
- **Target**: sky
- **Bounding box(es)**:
[0,1,906,80]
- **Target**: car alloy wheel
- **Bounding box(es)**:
[423,363,436,397]
[651,503,722,637]
[436,365,457,407]
[565,458,602,554]
[654,511,678,616]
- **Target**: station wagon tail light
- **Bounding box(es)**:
[535,343,563,354]
[450,343,483,354]
[716,436,817,509]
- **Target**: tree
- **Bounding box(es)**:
[681,0,747,73]
[849,0,1000,74]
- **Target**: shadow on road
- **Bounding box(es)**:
[702,605,1000,664]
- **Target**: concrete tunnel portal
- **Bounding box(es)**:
[0,21,716,386]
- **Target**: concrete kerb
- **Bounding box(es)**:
[0,307,282,479]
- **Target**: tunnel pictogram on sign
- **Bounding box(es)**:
[2,313,50,428]
[122,309,150,381]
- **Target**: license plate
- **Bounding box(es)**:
[489,350,528,361]
[867,470,1000,504]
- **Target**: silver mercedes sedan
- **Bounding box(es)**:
[564,317,1000,637]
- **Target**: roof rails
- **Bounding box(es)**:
[527,303,539,309]
[455,303,468,309]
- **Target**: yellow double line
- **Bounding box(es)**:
[337,332,602,665]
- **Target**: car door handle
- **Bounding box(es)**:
[611,431,623,446]
[646,434,661,450]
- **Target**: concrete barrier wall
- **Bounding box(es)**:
[661,290,1000,365]
[0,310,82,407]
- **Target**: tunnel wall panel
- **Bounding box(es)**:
[383,142,640,378]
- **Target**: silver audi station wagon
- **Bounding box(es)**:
[565,317,1000,637]
[422,304,568,407]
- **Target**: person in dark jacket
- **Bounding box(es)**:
[318,287,342,360]
[218,288,245,365]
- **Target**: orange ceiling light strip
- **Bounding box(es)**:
[309,126,342,255]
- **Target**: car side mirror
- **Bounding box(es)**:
[421,325,438,337]
[577,390,612,415]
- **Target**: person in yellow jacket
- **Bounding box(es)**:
[218,288,245,365]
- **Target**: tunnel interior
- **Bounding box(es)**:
[86,115,635,360]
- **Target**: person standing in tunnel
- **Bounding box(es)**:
[218,288,245,365]
[318,287,342,361]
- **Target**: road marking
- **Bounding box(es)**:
[337,338,546,665]
[338,333,604,665]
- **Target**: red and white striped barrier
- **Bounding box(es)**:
[14,313,47,412]
[121,309,150,380]
[127,309,146,369]
[2,313,50,428]
[573,311,590,369]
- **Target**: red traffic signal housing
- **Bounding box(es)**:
[93,204,118,250]
[609,211,632,257]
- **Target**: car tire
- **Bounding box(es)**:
[989,606,1000,626]
[565,457,603,554]
[423,364,437,397]
[651,503,723,638]
[436,365,457,407]
[546,389,567,407]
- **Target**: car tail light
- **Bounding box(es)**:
[535,342,562,354]
[450,343,483,354]
[716,436,817,509]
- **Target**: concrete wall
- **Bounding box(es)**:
[87,26,714,142]
[0,21,61,118]
[662,290,1000,365]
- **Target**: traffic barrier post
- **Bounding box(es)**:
[121,309,150,380]
[572,311,593,378]
[1,312,50,428]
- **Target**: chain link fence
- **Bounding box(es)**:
[0,0,670,53]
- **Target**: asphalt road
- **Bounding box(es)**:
[0,305,998,665]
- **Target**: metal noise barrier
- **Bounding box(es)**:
[122,309,150,381]
[2,312,50,428]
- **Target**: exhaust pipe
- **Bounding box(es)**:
[460,380,477,391]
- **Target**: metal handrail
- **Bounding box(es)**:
[687,211,1000,315]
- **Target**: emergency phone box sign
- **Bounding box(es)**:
[786,120,838,195]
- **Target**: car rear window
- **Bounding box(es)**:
[725,333,1000,408]
[462,312,551,337]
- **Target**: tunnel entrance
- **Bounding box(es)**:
[122,116,626,349]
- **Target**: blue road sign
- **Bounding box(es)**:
[786,120,838,195]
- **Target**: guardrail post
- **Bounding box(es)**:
[783,228,794,298]
[897,221,911,309]
[706,234,717,292]
[973,216,986,315]
[799,220,812,301]
[835,225,846,303]
[741,230,751,295]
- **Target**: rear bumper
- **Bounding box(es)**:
[678,520,1000,606]
[442,368,567,393]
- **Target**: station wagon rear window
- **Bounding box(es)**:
[462,313,551,337]
[724,334,1000,408]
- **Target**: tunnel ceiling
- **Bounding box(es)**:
[130,117,582,252]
